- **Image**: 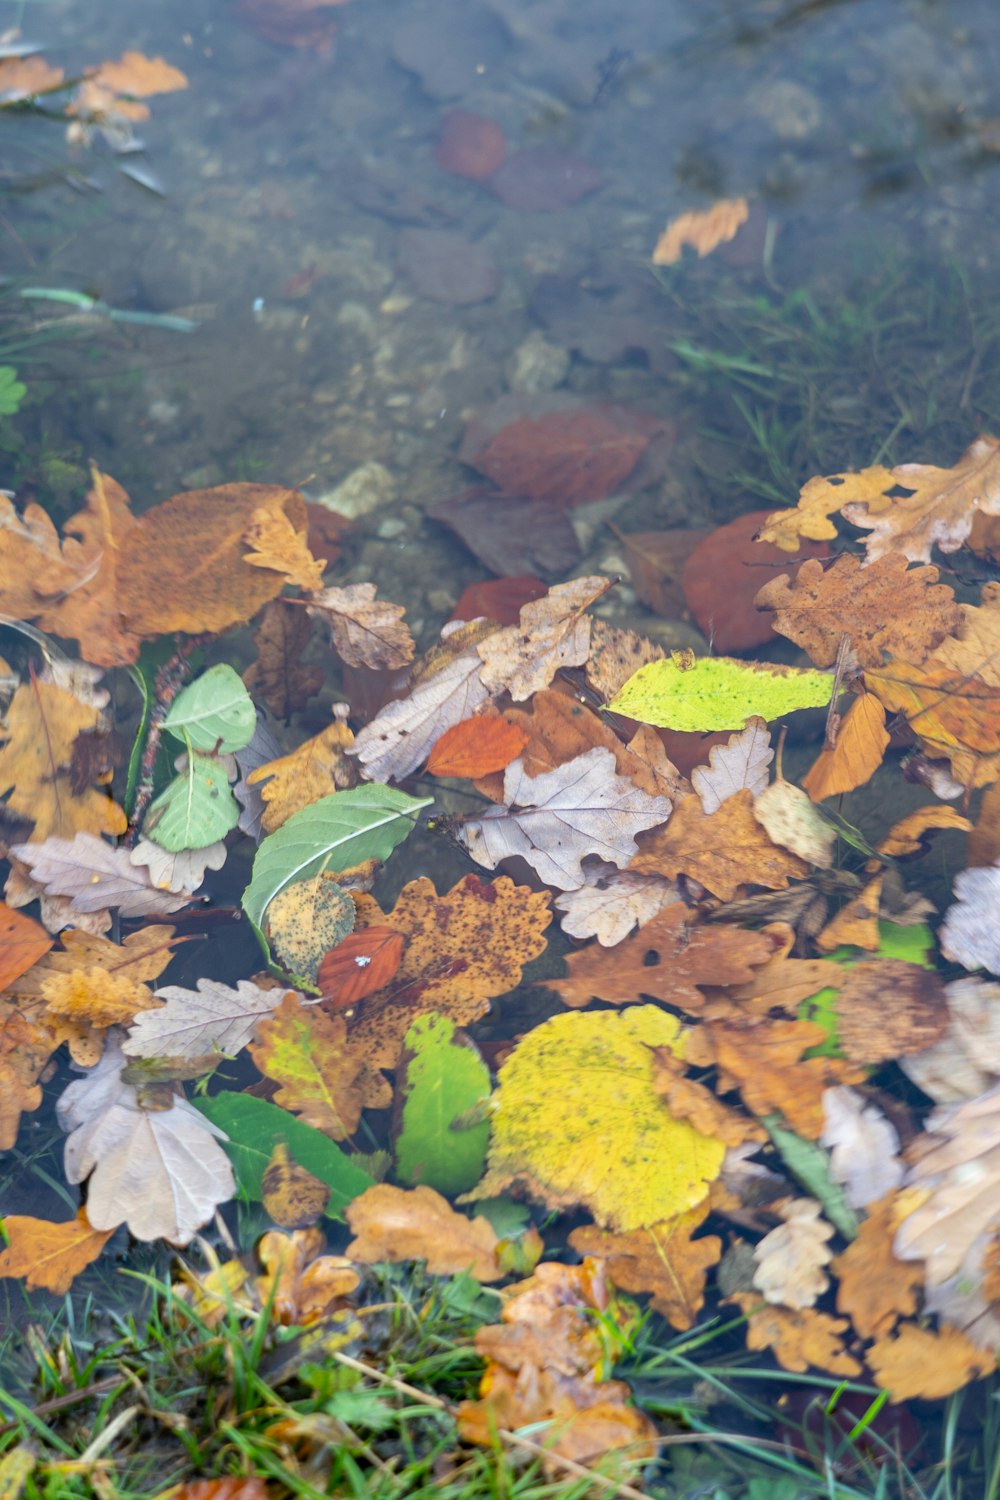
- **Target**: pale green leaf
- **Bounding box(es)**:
[606,656,834,731]
[396,1013,491,1195]
[145,752,239,852]
[163,663,256,754]
[242,784,432,942]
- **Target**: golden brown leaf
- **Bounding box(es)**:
[756,469,893,552]
[873,805,972,861]
[0,680,127,842]
[584,619,668,704]
[243,601,324,719]
[248,721,357,832]
[866,657,1000,788]
[833,959,948,1065]
[652,198,750,264]
[832,1193,921,1339]
[867,1322,995,1401]
[39,965,160,1029]
[652,1048,766,1146]
[755,552,962,670]
[569,1207,722,1331]
[256,1226,360,1325]
[0,55,64,99]
[250,993,390,1139]
[729,1292,862,1377]
[700,1016,864,1137]
[801,693,890,801]
[815,874,883,952]
[0,1209,113,1294]
[347,874,551,1069]
[262,1143,330,1229]
[0,903,52,990]
[243,504,326,591]
[630,790,809,901]
[86,50,188,97]
[346,1184,503,1280]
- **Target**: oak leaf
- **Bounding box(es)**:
[867,1321,996,1401]
[873,805,972,862]
[468,1006,726,1231]
[651,1047,766,1146]
[0,55,64,100]
[122,977,287,1061]
[546,902,772,1013]
[261,1143,331,1229]
[40,965,161,1029]
[699,1016,864,1137]
[128,837,227,896]
[345,874,551,1069]
[756,552,963,669]
[0,683,127,843]
[250,992,390,1139]
[652,198,750,264]
[243,602,324,718]
[553,862,681,947]
[86,50,188,98]
[243,503,326,591]
[476,575,610,702]
[691,717,773,814]
[822,1087,904,1210]
[248,721,357,833]
[728,1291,862,1377]
[457,746,671,890]
[255,1226,360,1325]
[0,902,52,990]
[569,1207,722,1330]
[832,1192,921,1339]
[346,1183,502,1280]
[11,833,191,916]
[801,693,890,801]
[425,711,528,778]
[0,1209,113,1294]
[630,790,809,901]
[752,1198,834,1309]
[815,874,884,952]
[865,658,1000,788]
[842,434,1000,564]
[308,583,415,669]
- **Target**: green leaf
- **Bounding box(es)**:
[242,784,432,945]
[605,655,834,731]
[162,663,256,754]
[0,366,26,417]
[144,751,239,851]
[764,1113,858,1240]
[395,1013,491,1194]
[195,1093,373,1219]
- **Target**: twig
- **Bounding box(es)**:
[125,638,205,848]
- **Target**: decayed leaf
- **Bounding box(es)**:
[866,657,1000,789]
[815,873,884,953]
[940,862,1000,974]
[346,874,551,1069]
[262,1143,331,1229]
[476,576,610,702]
[728,1292,863,1377]
[569,1206,722,1330]
[832,1192,921,1339]
[122,978,287,1060]
[469,1006,726,1231]
[255,1226,360,1325]
[425,711,528,778]
[243,601,324,718]
[691,717,773,814]
[867,1322,996,1401]
[0,683,127,843]
[458,747,671,890]
[584,619,667,703]
[756,552,963,669]
[843,435,1000,564]
[266,872,355,983]
[350,636,491,783]
[631,790,810,902]
[0,1209,113,1294]
[248,721,357,833]
[250,993,390,1139]
[57,1038,235,1244]
[462,406,649,509]
[346,1184,502,1280]
[901,977,1000,1102]
[754,777,837,868]
[801,693,890,801]
[242,504,326,591]
[317,927,404,1011]
[822,1087,904,1209]
[308,583,415,669]
[652,198,750,264]
[752,1198,835,1309]
[11,834,192,916]
[553,862,681,947]
[0,903,52,989]
[832,959,948,1064]
[547,902,772,1013]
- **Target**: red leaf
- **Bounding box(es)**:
[489,147,602,211]
[434,109,507,180]
[429,488,580,577]
[318,927,404,1010]
[451,576,546,625]
[426,713,529,778]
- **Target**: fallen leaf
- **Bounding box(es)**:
[901,976,1000,1102]
[822,1087,904,1209]
[631,790,810,902]
[608,524,709,618]
[867,1322,995,1401]
[681,511,827,653]
[243,601,324,719]
[429,488,581,579]
[128,837,227,896]
[266,872,356,984]
[468,1006,725,1230]
[236,0,347,48]
[801,693,890,801]
[457,746,671,890]
[651,1048,765,1146]
[346,1183,502,1280]
[699,1015,864,1137]
[250,993,390,1139]
[425,712,528,778]
[832,959,948,1065]
[243,503,326,591]
[450,575,547,624]
[553,862,681,947]
[0,55,65,100]
[546,902,772,1013]
[434,108,507,179]
[85,50,188,98]
[752,1198,835,1309]
[123,977,286,1061]
[488,147,602,211]
[607,654,834,732]
[728,1292,862,1377]
[400,228,500,305]
[40,964,160,1029]
[0,903,52,989]
[691,717,773,814]
[255,1227,360,1325]
[815,874,884,953]
[477,575,611,702]
[11,834,191,916]
[262,1142,331,1229]
[0,1209,113,1294]
[832,1192,921,1338]
[395,1012,491,1195]
[940,862,1000,974]
[755,552,963,669]
[584,621,667,704]
[0,683,127,843]
[754,776,837,868]
[569,1207,722,1330]
[308,583,416,669]
[317,926,405,1011]
[247,721,357,833]
[346,874,551,1069]
[652,198,750,264]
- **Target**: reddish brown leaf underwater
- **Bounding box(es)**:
[434,108,507,180]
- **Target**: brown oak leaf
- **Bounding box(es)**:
[308,583,415,669]
[867,1321,996,1401]
[832,1192,921,1339]
[250,993,390,1139]
[569,1206,722,1330]
[346,1184,502,1280]
[728,1291,862,1377]
[630,790,809,901]
[243,601,324,718]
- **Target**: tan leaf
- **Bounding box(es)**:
[630,790,809,901]
[0,55,64,100]
[754,777,837,868]
[872,805,972,861]
[40,965,160,1028]
[569,1207,722,1330]
[700,1016,864,1137]
[901,977,1000,1103]
[652,1048,765,1146]
[691,717,773,814]
[262,1143,330,1229]
[248,721,357,832]
[0,681,127,842]
[832,959,948,1065]
[256,1226,360,1325]
[752,1198,834,1309]
[815,874,883,952]
[832,1192,921,1339]
[86,50,188,97]
[652,198,750,264]
[867,1321,995,1401]
[553,862,681,947]
[729,1291,862,1376]
[346,1184,503,1280]
[308,583,415,669]
[755,468,894,553]
[476,575,611,702]
[243,504,326,591]
[584,619,666,703]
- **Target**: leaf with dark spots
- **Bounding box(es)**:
[69,726,126,797]
[429,488,580,578]
[489,147,603,211]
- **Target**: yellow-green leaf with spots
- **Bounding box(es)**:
[466,1006,725,1230]
[249,993,390,1141]
[606,654,833,732]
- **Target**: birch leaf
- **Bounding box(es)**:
[11,834,193,917]
[161,663,256,754]
[457,747,671,890]
[122,978,289,1060]
[308,583,415,669]
[691,717,773,814]
[752,1198,835,1309]
[144,753,240,853]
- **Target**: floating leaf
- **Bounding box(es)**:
[691,717,773,814]
[0,1209,113,1294]
[395,1013,491,1194]
[266,872,356,984]
[144,752,240,852]
[801,693,890,801]
[11,834,192,917]
[242,503,326,592]
[317,927,404,1011]
[122,978,286,1061]
[752,1198,835,1309]
[162,663,257,754]
[308,583,415,669]
[247,721,357,834]
[425,712,528,778]
[346,1184,502,1280]
[606,655,833,731]
[569,1208,722,1331]
[250,993,390,1140]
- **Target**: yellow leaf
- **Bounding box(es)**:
[469,1006,726,1231]
[0,681,126,842]
[0,1209,113,1294]
[801,694,890,801]
[243,504,327,592]
[248,721,356,832]
[40,965,159,1027]
[250,992,390,1139]
[868,1321,996,1401]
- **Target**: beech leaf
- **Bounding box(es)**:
[144,752,240,852]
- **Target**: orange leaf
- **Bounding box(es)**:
[0,680,127,842]
[87,50,188,97]
[729,1292,862,1377]
[832,1193,921,1340]
[630,790,809,902]
[0,903,52,990]
[426,713,528,777]
[868,1322,995,1401]
[700,1016,864,1137]
[243,504,326,591]
[346,1184,503,1280]
[872,805,972,861]
[652,198,750,264]
[801,694,890,801]
[569,1207,723,1331]
[317,926,404,1010]
[815,874,883,952]
[0,1209,113,1294]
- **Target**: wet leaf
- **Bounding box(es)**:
[698,1015,864,1137]
[832,1193,921,1338]
[308,583,415,669]
[145,752,240,852]
[0,1209,113,1294]
[821,1087,904,1210]
[569,1207,722,1331]
[652,198,750,264]
[11,834,192,917]
[162,663,256,755]
[244,601,324,718]
[691,717,773,814]
[429,488,581,579]
[400,228,500,305]
[477,575,610,702]
[122,978,287,1060]
[901,976,1000,1102]
[262,1142,331,1229]
[242,503,326,592]
[631,790,810,902]
[607,654,834,731]
[425,711,528,778]
[462,403,646,508]
[395,1012,491,1194]
[831,959,949,1065]
[553,862,681,948]
[729,1292,862,1377]
[0,681,127,843]
[247,720,357,833]
[350,635,491,782]
[801,693,890,801]
[752,1198,834,1309]
[754,777,837,868]
[255,1226,359,1326]
[868,1322,995,1401]
[681,511,827,653]
[0,903,51,989]
[346,1183,503,1280]
[235,0,348,49]
[434,108,506,180]
[40,963,160,1029]
[250,992,390,1139]
[266,872,356,984]
[317,926,404,1011]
